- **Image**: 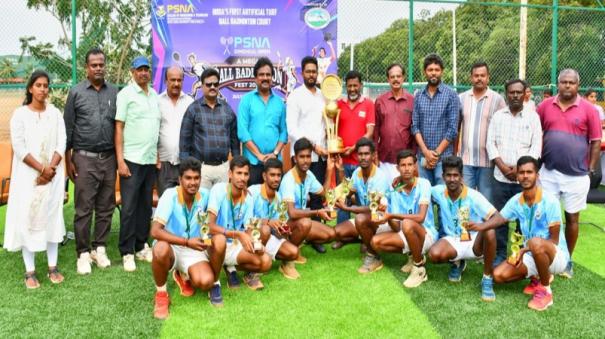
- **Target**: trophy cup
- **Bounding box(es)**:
[321,74,344,153]
[507,231,524,265]
[247,217,263,252]
[334,177,352,202]
[196,210,212,246]
[277,201,290,233]
[368,191,383,222]
[325,188,338,219]
[458,206,472,241]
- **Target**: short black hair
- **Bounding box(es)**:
[293,137,313,155]
[470,61,489,74]
[85,48,105,64]
[355,137,375,153]
[396,150,417,164]
[179,157,201,176]
[517,155,541,172]
[543,88,553,95]
[584,88,597,98]
[253,57,274,77]
[201,68,220,84]
[423,53,444,71]
[345,70,362,84]
[504,79,527,92]
[263,158,283,173]
[386,63,404,77]
[442,156,463,175]
[230,155,250,171]
[301,56,318,71]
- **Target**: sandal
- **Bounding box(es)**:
[24,271,40,289]
[47,267,64,284]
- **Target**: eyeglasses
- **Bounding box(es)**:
[204,82,219,88]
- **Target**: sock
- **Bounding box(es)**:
[47,242,59,267]
[414,259,424,267]
[156,284,167,292]
[483,274,492,279]
[225,265,236,273]
[214,280,221,286]
[22,248,36,272]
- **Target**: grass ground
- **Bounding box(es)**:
[1,188,604,338]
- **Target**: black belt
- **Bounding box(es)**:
[202,159,227,166]
[76,149,114,160]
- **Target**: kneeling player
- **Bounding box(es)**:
[208,156,272,291]
[428,156,499,302]
[249,158,302,279]
[151,158,227,319]
[370,150,437,288]
[476,156,569,311]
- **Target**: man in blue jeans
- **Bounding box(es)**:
[411,54,460,186]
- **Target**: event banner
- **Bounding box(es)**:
[151,0,338,111]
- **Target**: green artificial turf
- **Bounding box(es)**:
[1,191,604,338]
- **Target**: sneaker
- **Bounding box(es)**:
[91,247,111,268]
[77,252,92,275]
[243,272,264,290]
[208,284,224,307]
[357,254,384,274]
[136,244,153,263]
[123,254,136,272]
[153,291,170,320]
[400,256,414,273]
[448,260,466,282]
[279,261,301,280]
[481,276,496,302]
[225,268,240,289]
[294,254,307,264]
[523,275,554,295]
[527,285,553,311]
[403,265,428,288]
[172,270,195,297]
[558,261,573,279]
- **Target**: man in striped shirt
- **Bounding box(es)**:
[458,62,506,204]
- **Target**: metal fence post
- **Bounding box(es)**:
[550,0,559,87]
[71,0,77,86]
[408,0,414,91]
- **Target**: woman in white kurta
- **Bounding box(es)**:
[3,70,66,288]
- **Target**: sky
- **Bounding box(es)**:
[0,1,458,56]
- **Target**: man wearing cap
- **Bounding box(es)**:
[115,56,161,272]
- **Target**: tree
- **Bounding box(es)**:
[0,59,17,79]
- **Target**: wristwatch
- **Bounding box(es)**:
[273,150,280,157]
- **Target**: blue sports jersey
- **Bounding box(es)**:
[387,177,438,240]
[153,186,210,239]
[350,165,390,206]
[431,185,496,238]
[207,182,255,239]
[279,168,323,209]
[249,184,282,220]
[500,187,569,256]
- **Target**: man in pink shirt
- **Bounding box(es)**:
[536,68,602,279]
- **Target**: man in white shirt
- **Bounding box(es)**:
[286,56,329,254]
[157,66,194,196]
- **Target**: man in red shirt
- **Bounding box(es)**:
[334,70,375,241]
[373,63,415,181]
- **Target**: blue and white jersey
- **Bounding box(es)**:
[387,177,438,240]
[207,182,255,239]
[350,165,390,206]
[279,168,323,209]
[249,184,282,220]
[153,186,210,239]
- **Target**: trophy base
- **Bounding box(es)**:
[327,138,343,154]
[460,233,472,242]
[507,254,519,265]
[253,242,263,252]
[329,210,337,219]
[202,238,212,246]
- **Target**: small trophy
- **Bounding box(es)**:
[247,217,263,252]
[368,191,383,222]
[277,201,290,233]
[334,177,352,202]
[458,206,472,241]
[325,188,338,219]
[196,210,212,246]
[321,74,344,153]
[507,231,524,265]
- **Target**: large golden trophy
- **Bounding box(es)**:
[196,210,212,246]
[321,74,344,153]
[507,231,524,265]
[276,201,290,233]
[458,206,472,241]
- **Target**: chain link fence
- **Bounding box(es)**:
[1,0,604,143]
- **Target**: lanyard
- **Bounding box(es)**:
[298,183,305,209]
[524,204,536,240]
[228,185,241,230]
[182,202,194,239]
[448,197,462,234]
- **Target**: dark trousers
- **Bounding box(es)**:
[309,159,327,219]
[118,160,156,256]
[72,152,116,255]
[492,180,523,262]
[248,163,265,186]
[157,162,179,197]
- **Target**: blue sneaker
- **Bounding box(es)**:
[448,260,466,282]
[559,261,574,279]
[481,276,496,302]
[225,267,240,289]
[208,284,224,307]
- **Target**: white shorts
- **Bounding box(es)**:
[168,244,209,276]
[224,242,243,267]
[379,162,400,182]
[266,235,286,261]
[539,167,590,213]
[522,246,569,278]
[443,234,481,261]
[398,231,435,255]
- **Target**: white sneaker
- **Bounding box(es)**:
[403,265,428,288]
[91,246,111,268]
[77,252,92,275]
[135,243,153,263]
[401,256,413,273]
[123,254,136,272]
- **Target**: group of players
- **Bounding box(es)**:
[151,136,568,319]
